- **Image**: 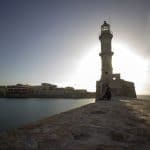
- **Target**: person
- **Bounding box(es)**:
[102,85,111,100]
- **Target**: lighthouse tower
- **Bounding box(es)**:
[96,21,136,100]
[99,21,113,81]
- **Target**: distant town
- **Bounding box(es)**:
[0,83,95,98]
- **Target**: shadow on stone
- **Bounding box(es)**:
[72,132,90,140]
[91,110,106,115]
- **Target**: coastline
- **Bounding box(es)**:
[0,93,95,99]
[0,99,150,149]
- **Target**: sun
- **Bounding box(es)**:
[113,42,148,94]
[68,45,100,91]
[67,42,148,94]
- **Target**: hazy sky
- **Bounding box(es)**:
[0,0,150,94]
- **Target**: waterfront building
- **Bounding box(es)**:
[31,83,57,97]
[0,83,95,98]
[0,86,6,97]
[6,84,30,97]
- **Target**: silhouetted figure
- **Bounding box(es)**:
[102,85,111,100]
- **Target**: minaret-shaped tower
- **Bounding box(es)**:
[96,21,136,100]
[99,21,113,80]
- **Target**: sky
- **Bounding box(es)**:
[0,0,150,94]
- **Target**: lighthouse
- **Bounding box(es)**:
[99,21,113,80]
[96,21,136,100]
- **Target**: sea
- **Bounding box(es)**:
[0,98,95,132]
[0,95,149,132]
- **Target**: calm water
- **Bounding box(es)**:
[0,98,95,132]
[0,96,149,132]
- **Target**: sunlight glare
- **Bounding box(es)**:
[67,42,148,94]
[113,42,149,94]
[70,45,100,91]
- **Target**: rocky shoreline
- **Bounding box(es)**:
[0,99,150,150]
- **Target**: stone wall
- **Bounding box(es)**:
[96,79,136,100]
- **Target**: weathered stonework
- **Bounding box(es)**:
[96,21,136,100]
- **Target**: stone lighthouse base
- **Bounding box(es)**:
[96,78,136,101]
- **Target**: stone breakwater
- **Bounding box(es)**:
[0,100,150,150]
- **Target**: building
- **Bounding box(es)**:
[6,84,31,97]
[1,82,95,98]
[96,21,136,100]
[31,83,57,97]
[0,86,6,97]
